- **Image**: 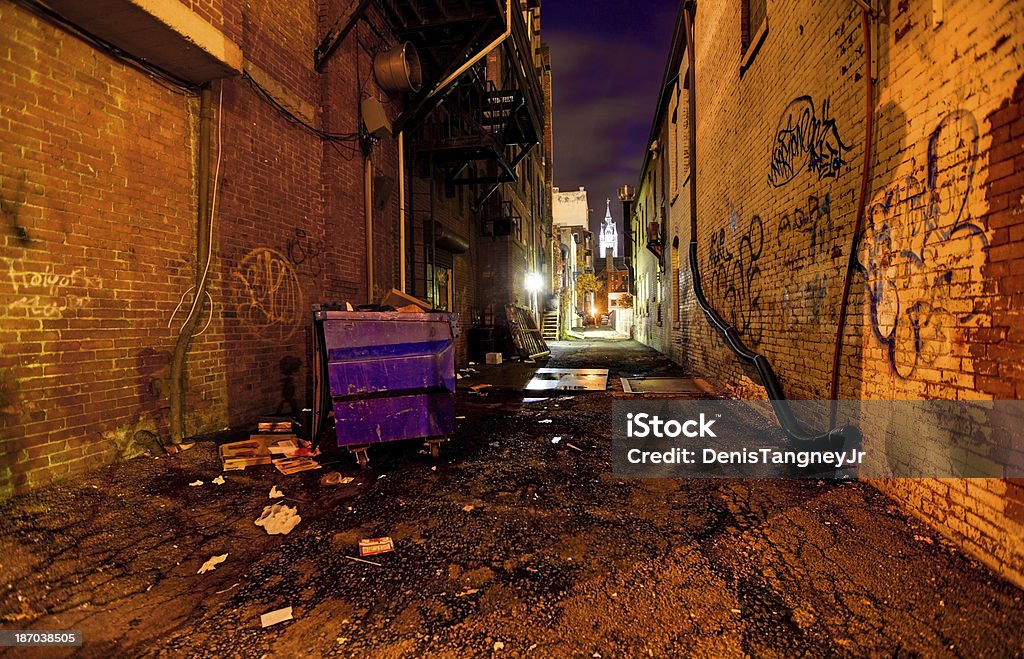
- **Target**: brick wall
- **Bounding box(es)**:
[0,0,409,495]
[643,0,1024,586]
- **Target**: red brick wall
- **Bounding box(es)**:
[0,3,199,494]
[0,0,410,495]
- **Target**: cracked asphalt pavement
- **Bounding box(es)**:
[1,339,1022,657]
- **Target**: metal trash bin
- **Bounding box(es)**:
[312,306,458,466]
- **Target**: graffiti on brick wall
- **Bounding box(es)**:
[782,273,829,330]
[768,96,851,188]
[857,109,986,378]
[5,261,102,318]
[774,193,839,256]
[285,228,326,277]
[709,214,764,344]
[232,248,304,341]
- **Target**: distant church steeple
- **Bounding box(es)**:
[599,199,618,257]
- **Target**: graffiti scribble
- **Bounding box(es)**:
[857,109,986,378]
[232,248,304,341]
[768,96,851,188]
[709,214,764,345]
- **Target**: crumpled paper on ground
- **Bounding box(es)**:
[255,504,301,535]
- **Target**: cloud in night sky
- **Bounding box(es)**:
[544,1,680,239]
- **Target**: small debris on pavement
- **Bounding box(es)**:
[164,443,194,455]
[566,443,583,451]
[189,480,204,487]
[260,606,293,628]
[462,505,475,512]
[255,504,302,535]
[359,537,395,557]
[538,419,553,424]
[551,436,562,444]
[320,471,355,486]
[345,555,382,566]
[494,641,505,651]
[914,535,935,544]
[274,456,321,475]
[212,475,226,485]
[197,554,228,574]
[457,588,479,597]
[269,486,284,499]
[456,415,466,420]
[215,583,239,595]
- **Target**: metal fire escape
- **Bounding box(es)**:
[381,0,545,211]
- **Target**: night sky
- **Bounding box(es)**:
[543,0,680,242]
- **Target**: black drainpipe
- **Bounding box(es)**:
[169,84,214,444]
[681,3,858,446]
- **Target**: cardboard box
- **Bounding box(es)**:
[485,352,503,365]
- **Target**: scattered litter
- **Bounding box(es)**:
[431,466,437,471]
[255,504,302,535]
[320,471,355,486]
[164,443,195,455]
[260,606,293,628]
[212,475,226,485]
[468,383,492,395]
[457,588,479,597]
[469,361,477,366]
[566,443,583,452]
[189,480,204,487]
[456,415,466,420]
[215,583,239,594]
[457,374,463,380]
[220,437,276,470]
[269,440,298,455]
[551,436,562,444]
[345,302,354,311]
[730,608,742,614]
[914,535,935,545]
[258,416,295,433]
[486,352,503,365]
[269,486,285,499]
[494,641,505,651]
[346,555,382,567]
[462,505,475,512]
[538,419,553,424]
[359,537,395,556]
[274,456,321,475]
[197,554,228,574]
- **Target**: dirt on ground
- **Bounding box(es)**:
[1,339,1022,657]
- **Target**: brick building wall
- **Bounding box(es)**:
[0,0,407,496]
[638,0,1024,586]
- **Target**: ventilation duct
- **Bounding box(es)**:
[374,42,423,93]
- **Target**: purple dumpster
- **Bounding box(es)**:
[312,307,458,466]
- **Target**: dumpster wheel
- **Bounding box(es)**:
[424,437,449,459]
[349,445,370,469]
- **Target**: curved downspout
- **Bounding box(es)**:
[170,85,215,444]
[829,8,875,427]
[681,4,858,446]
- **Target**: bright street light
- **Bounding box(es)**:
[525,272,543,293]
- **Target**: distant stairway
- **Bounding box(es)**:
[541,311,559,340]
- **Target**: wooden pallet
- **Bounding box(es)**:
[505,304,550,359]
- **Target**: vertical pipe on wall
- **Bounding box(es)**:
[829,7,875,426]
[398,131,406,293]
[365,151,374,301]
[170,85,213,445]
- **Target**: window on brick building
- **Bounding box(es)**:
[741,0,768,73]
